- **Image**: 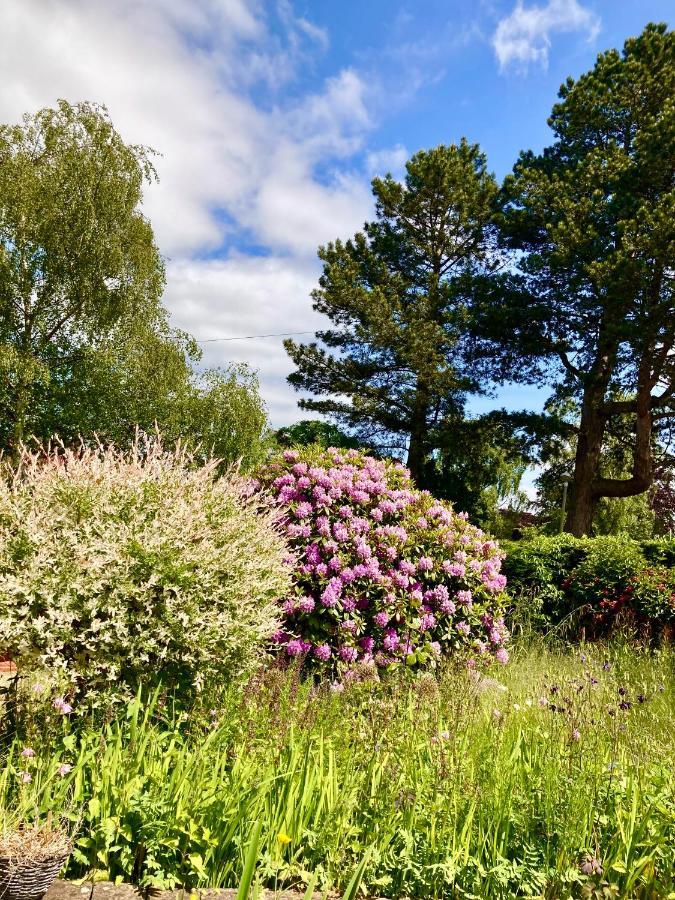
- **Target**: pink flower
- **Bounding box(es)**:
[53,697,73,715]
[417,556,434,572]
[294,501,313,519]
[456,590,473,607]
[314,644,332,661]
[419,613,436,632]
[339,646,358,663]
[373,611,389,628]
[495,648,509,665]
[297,596,315,613]
[57,763,72,777]
[19,772,32,784]
[20,748,35,758]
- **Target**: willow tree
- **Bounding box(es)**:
[496,24,674,535]
[0,100,164,449]
[285,141,499,484]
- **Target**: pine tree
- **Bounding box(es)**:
[285,141,499,484]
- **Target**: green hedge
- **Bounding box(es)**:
[503,534,675,636]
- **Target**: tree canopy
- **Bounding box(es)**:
[481,23,675,535]
[285,141,499,484]
[0,100,165,449]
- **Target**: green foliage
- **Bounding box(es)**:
[0,439,290,705]
[424,415,530,532]
[567,537,646,608]
[488,24,675,535]
[504,534,675,635]
[176,366,271,470]
[275,419,359,450]
[2,644,674,897]
[285,141,499,484]
[629,567,675,625]
[640,537,675,568]
[0,100,165,448]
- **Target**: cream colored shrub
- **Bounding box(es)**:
[0,438,290,703]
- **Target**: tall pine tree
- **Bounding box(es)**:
[285,141,499,484]
[491,23,675,535]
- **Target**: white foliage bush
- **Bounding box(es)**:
[0,438,290,703]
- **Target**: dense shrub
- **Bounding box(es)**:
[640,537,675,568]
[256,447,509,671]
[0,439,290,705]
[503,534,675,637]
[628,567,675,626]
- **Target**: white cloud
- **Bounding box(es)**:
[366,145,408,179]
[492,0,600,71]
[0,0,377,424]
[165,256,325,425]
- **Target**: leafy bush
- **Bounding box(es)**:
[0,439,290,705]
[256,446,509,671]
[504,534,675,637]
[640,537,675,568]
[629,568,675,626]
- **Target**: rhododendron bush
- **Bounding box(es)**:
[257,447,509,671]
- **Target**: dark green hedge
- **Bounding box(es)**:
[503,535,675,637]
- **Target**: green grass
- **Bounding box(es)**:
[2,640,674,898]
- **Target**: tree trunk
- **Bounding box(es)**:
[566,386,607,536]
[406,378,430,485]
[9,355,31,457]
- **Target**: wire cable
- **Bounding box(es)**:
[196,330,317,343]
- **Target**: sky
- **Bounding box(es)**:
[1,0,672,431]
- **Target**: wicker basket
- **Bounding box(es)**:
[0,851,69,900]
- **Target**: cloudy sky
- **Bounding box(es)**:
[1,0,671,426]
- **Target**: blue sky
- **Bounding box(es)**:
[1,0,672,432]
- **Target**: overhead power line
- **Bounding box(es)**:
[196,330,317,343]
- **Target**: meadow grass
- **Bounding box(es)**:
[1,640,673,898]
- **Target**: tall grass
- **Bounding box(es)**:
[2,641,674,898]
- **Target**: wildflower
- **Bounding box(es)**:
[57,763,72,777]
[277,832,292,845]
[580,856,603,876]
[20,748,35,758]
[19,772,32,783]
[492,708,502,720]
[53,697,73,715]
[602,661,611,671]
[495,648,509,665]
[571,728,581,742]
[538,697,548,707]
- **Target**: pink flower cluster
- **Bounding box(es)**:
[259,447,509,672]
